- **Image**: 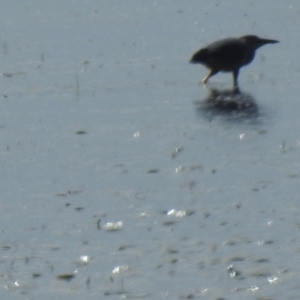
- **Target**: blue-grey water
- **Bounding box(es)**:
[0,1,300,299]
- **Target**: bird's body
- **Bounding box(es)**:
[190,35,279,88]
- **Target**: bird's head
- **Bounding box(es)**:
[239,35,279,49]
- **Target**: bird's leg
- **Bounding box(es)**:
[233,69,239,88]
[202,69,218,84]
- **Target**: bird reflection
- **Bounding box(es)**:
[195,86,259,122]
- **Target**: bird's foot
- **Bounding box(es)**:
[233,85,240,94]
[202,77,209,84]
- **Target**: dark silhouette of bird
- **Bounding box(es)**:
[190,35,279,88]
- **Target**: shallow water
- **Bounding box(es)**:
[0,1,300,299]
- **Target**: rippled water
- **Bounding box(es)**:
[0,1,300,299]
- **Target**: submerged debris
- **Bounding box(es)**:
[104,221,123,231]
[55,190,82,197]
[147,169,159,174]
[76,130,87,135]
[171,147,184,158]
[227,265,241,278]
[167,209,187,217]
[57,273,76,281]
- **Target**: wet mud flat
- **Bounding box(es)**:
[0,1,300,299]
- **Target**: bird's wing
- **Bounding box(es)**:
[207,38,247,67]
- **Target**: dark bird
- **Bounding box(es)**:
[190,35,279,88]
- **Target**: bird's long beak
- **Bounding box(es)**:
[260,38,279,44]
